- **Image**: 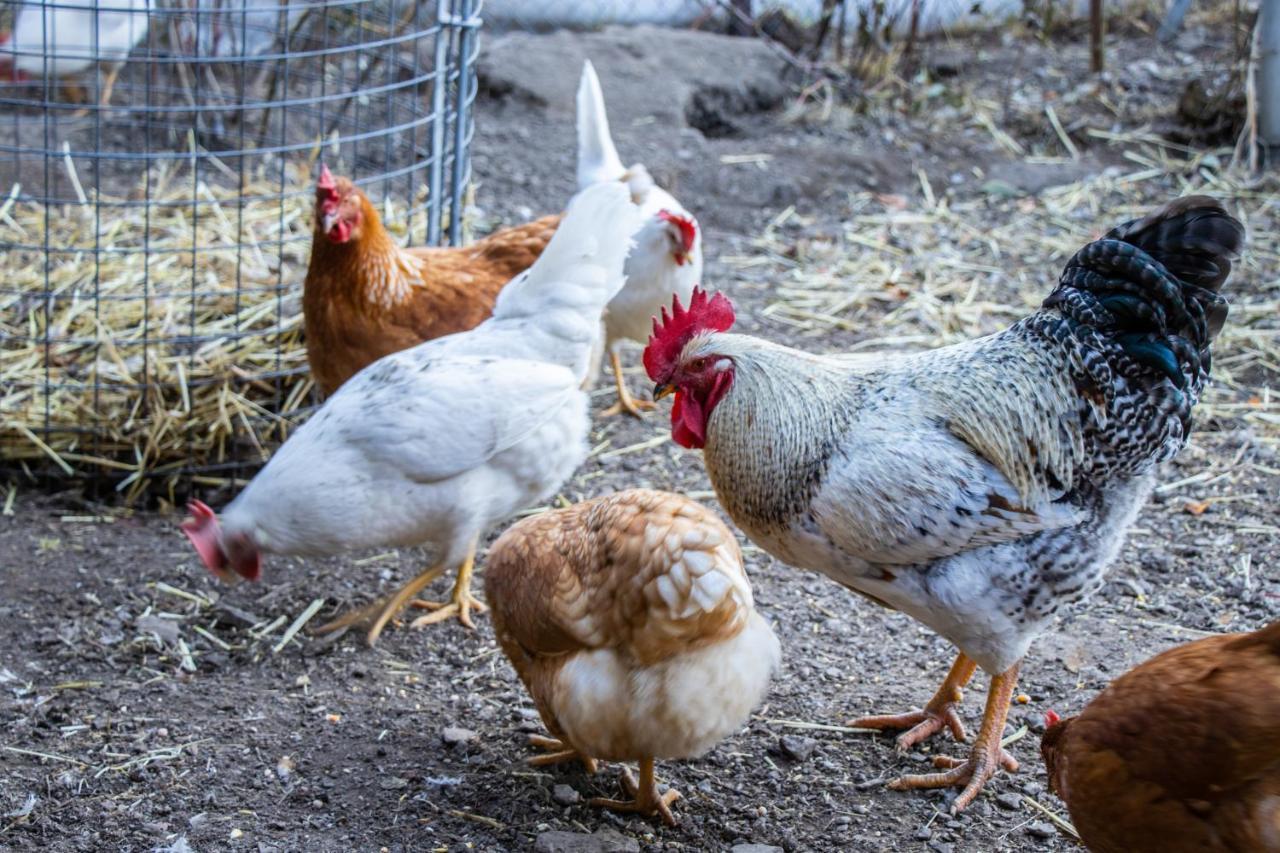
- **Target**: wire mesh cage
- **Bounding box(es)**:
[0,0,481,501]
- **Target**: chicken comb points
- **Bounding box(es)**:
[1044,709,1062,728]
[642,286,735,381]
[316,164,338,201]
[658,210,697,255]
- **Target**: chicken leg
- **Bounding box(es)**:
[590,757,681,826]
[312,560,447,646]
[887,661,1021,813]
[848,653,978,750]
[408,538,487,629]
[526,734,598,774]
[601,350,655,418]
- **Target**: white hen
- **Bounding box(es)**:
[576,59,703,417]
[182,182,643,645]
[1,0,151,113]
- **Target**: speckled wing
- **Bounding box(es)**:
[304,351,580,484]
[810,418,1084,567]
[486,491,753,668]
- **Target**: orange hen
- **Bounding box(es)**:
[303,166,562,396]
[485,489,780,826]
[1041,620,1280,852]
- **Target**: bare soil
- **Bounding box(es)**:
[2,14,1277,853]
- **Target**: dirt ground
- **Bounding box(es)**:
[3,13,1279,853]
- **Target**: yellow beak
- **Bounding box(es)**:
[653,383,675,401]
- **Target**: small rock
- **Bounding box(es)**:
[379,777,408,790]
[441,726,477,747]
[533,829,640,853]
[731,845,783,853]
[552,784,581,806]
[914,827,933,841]
[135,614,180,645]
[996,792,1023,811]
[928,843,954,853]
[1026,821,1056,840]
[779,735,817,763]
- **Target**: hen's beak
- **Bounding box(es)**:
[653,383,675,401]
[321,211,339,235]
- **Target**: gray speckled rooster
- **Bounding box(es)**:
[642,197,1244,811]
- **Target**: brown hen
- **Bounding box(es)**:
[1042,620,1280,852]
[485,489,780,826]
[303,166,562,397]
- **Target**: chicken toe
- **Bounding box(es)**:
[312,561,446,646]
[602,351,656,418]
[590,758,681,826]
[526,734,598,774]
[849,653,977,751]
[886,661,1021,813]
[407,543,486,630]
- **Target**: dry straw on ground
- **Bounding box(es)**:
[0,152,432,502]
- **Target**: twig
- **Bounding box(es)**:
[272,598,326,654]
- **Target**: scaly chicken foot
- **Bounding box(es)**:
[590,758,681,827]
[887,661,1021,813]
[602,351,656,418]
[849,653,978,751]
[408,542,487,630]
[312,561,447,646]
[526,734,598,774]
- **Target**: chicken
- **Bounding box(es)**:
[0,0,150,115]
[642,197,1244,810]
[485,489,780,825]
[1041,621,1280,853]
[304,165,563,396]
[181,182,642,644]
[576,60,702,417]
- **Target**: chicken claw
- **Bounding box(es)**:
[886,661,1021,813]
[590,758,681,826]
[526,734,598,774]
[312,561,446,646]
[849,653,977,751]
[602,351,656,418]
[407,545,486,629]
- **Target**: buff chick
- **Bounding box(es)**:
[485,489,780,826]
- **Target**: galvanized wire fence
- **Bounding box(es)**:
[0,0,480,500]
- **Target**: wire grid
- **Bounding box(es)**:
[0,0,482,500]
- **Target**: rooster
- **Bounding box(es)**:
[486,489,780,826]
[0,0,151,115]
[642,197,1244,810]
[1042,621,1280,853]
[182,182,642,644]
[304,165,562,396]
[576,60,702,417]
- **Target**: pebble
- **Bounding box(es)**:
[1026,821,1057,840]
[996,792,1023,811]
[914,827,933,841]
[552,784,581,806]
[779,735,817,763]
[441,726,477,747]
[731,845,784,853]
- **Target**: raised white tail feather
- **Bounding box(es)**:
[576,59,627,190]
[492,181,641,320]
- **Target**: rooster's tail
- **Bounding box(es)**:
[575,59,627,191]
[1044,196,1244,391]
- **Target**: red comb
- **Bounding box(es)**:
[181,500,226,574]
[316,164,338,200]
[1044,709,1062,728]
[658,210,697,256]
[642,287,735,382]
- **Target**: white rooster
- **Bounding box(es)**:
[182,182,642,646]
[0,0,151,114]
[576,59,703,417]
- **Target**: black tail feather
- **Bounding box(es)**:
[1043,196,1244,392]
